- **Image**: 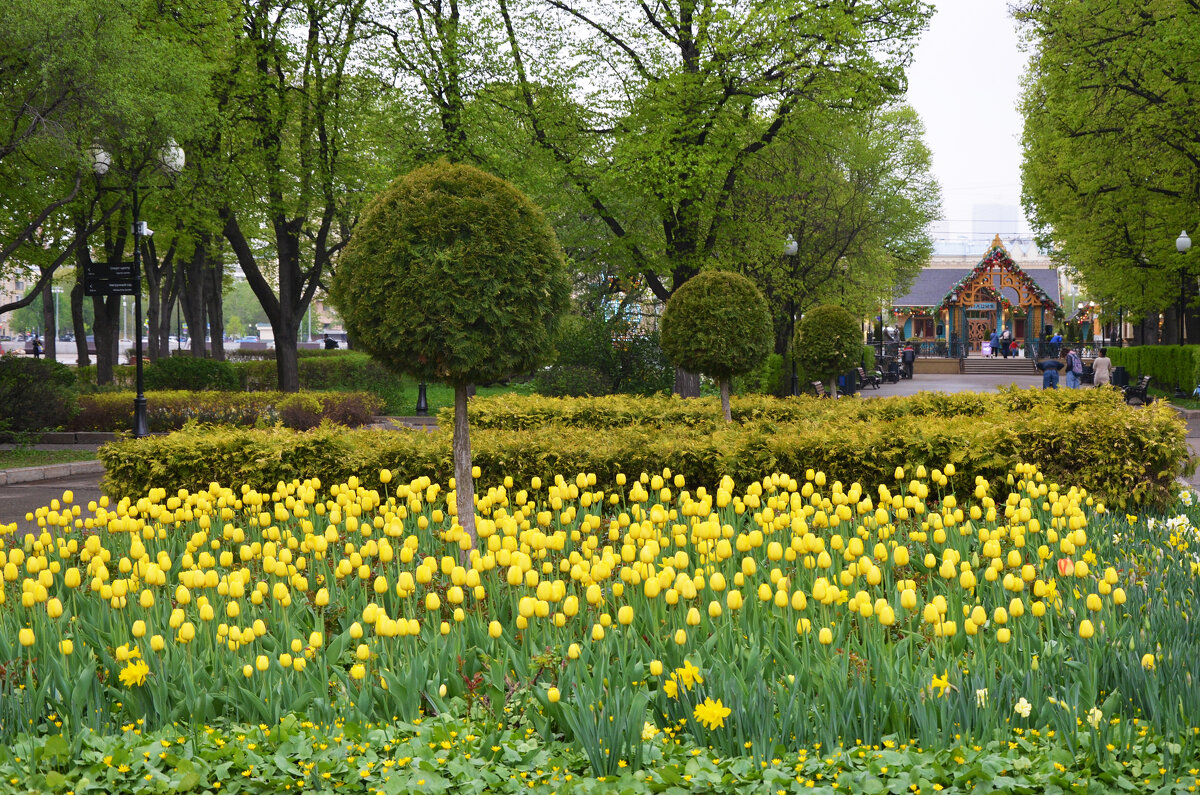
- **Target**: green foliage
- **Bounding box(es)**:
[143,355,238,391]
[728,105,939,326]
[2,707,1196,794]
[794,305,863,387]
[0,352,78,432]
[660,271,772,382]
[1108,345,1200,393]
[330,161,571,385]
[544,314,673,396]
[1017,1,1198,320]
[534,365,613,397]
[104,389,1188,508]
[70,391,381,432]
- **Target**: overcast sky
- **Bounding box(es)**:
[905,0,1033,239]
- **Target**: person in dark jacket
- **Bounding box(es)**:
[1037,355,1064,389]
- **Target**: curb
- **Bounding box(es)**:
[0,459,105,486]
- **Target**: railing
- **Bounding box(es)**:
[873,340,969,361]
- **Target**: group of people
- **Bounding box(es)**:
[1036,347,1112,389]
[987,328,1020,358]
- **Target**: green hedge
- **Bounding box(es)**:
[72,390,382,433]
[101,388,1189,508]
[1107,345,1200,391]
[78,351,405,412]
[440,389,1099,430]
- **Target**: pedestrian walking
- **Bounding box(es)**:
[1092,348,1112,387]
[1064,347,1084,389]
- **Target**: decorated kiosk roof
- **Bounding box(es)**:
[893,235,1059,314]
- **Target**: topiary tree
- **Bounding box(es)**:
[794,305,863,397]
[659,270,772,422]
[330,161,570,546]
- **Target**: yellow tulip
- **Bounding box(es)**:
[547,687,560,703]
[1079,619,1095,639]
[59,639,73,656]
[18,628,34,647]
[818,627,833,645]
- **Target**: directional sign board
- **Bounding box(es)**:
[84,261,138,297]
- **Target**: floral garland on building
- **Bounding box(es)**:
[940,245,1056,310]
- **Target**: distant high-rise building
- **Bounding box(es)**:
[972,204,1020,238]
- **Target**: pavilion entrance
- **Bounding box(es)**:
[966,306,997,352]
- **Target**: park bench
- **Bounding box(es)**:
[811,381,828,398]
[1123,375,1152,405]
[856,366,882,389]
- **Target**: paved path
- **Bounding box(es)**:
[4,380,1199,538]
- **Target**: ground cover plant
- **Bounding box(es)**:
[1,462,1198,792]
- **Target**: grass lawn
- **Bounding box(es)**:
[1148,385,1200,409]
[402,379,536,416]
[0,448,97,470]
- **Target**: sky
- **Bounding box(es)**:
[905,0,1034,240]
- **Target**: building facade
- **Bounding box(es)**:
[891,235,1061,354]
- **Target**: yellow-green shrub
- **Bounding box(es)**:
[102,388,1189,507]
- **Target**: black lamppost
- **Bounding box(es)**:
[1177,231,1191,343]
[416,382,429,416]
[784,234,799,396]
[92,140,185,438]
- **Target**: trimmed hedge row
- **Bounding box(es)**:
[441,388,1116,430]
[101,389,1189,508]
[1107,345,1200,392]
[79,352,405,413]
[71,390,382,433]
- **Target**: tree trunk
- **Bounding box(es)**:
[70,280,89,367]
[183,246,207,358]
[674,367,701,397]
[453,382,477,548]
[719,378,731,422]
[206,259,225,361]
[274,320,300,391]
[40,279,56,361]
[92,295,119,384]
[146,258,162,362]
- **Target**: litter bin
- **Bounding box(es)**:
[837,370,857,396]
[1113,366,1128,388]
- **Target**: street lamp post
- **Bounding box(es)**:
[52,286,62,345]
[783,235,800,396]
[92,140,185,438]
[1175,230,1191,397]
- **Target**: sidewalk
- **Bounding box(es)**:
[4,393,1200,539]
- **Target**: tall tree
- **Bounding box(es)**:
[220,0,400,391]
[496,0,932,392]
[1017,0,1200,339]
[728,104,938,356]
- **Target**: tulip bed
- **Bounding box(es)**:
[1,463,1199,793]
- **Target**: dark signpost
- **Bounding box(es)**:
[83,261,138,297]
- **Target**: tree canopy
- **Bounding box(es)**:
[1017,0,1200,340]
[794,304,862,394]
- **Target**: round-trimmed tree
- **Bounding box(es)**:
[794,305,862,396]
[330,161,570,545]
[659,270,772,422]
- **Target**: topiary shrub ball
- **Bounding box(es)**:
[330,161,571,385]
[659,270,772,383]
[794,305,863,386]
